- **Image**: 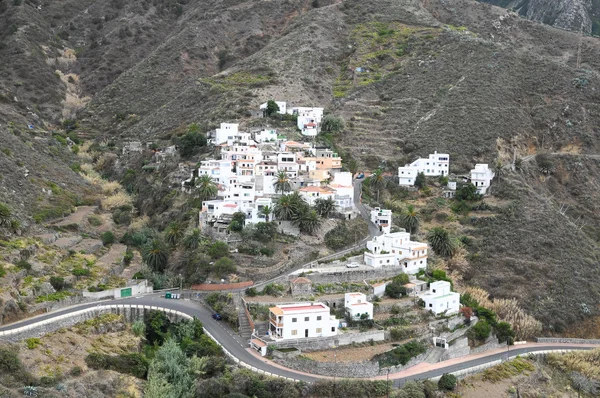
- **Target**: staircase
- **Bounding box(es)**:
[235,295,253,341]
[423,346,446,364]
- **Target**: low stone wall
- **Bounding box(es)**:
[0,304,189,342]
[535,337,600,344]
[304,268,404,285]
[470,337,505,355]
[270,330,386,351]
[377,352,429,376]
[374,299,414,314]
[442,337,470,360]
[275,357,380,378]
[191,281,254,291]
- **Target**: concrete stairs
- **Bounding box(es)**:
[423,346,446,364]
[234,295,253,341]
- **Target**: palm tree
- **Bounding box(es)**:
[345,158,358,176]
[400,204,420,234]
[369,169,386,203]
[273,195,295,221]
[427,227,457,257]
[195,175,218,202]
[273,170,292,195]
[183,228,201,250]
[165,222,184,247]
[142,238,169,272]
[294,208,322,235]
[493,160,504,182]
[259,205,272,222]
[314,197,337,218]
[288,191,308,212]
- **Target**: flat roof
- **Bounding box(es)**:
[350,303,370,306]
[272,303,329,313]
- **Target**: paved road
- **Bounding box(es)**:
[0,294,595,385]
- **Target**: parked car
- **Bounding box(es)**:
[356,173,365,179]
[212,313,223,321]
[346,262,360,268]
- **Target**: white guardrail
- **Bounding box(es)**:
[0,304,302,383]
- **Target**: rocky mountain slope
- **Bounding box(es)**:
[479,0,600,35]
[2,0,600,334]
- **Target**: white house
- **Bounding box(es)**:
[329,172,354,215]
[246,197,274,224]
[370,208,392,234]
[198,159,233,185]
[268,302,338,340]
[364,231,428,274]
[277,152,299,177]
[260,100,287,115]
[254,129,278,143]
[398,152,450,186]
[344,292,374,320]
[298,186,335,206]
[470,164,495,195]
[422,281,460,315]
[370,282,389,298]
[210,123,239,145]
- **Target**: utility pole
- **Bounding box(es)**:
[386,368,391,398]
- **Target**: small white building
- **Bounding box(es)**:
[298,186,335,206]
[422,281,460,315]
[370,208,392,234]
[370,282,389,297]
[470,164,495,195]
[364,231,428,274]
[277,152,299,177]
[344,292,374,320]
[260,100,287,115]
[398,152,450,186]
[254,129,278,143]
[268,302,338,340]
[210,123,239,145]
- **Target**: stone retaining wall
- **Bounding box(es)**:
[271,330,386,351]
[304,268,405,284]
[470,337,506,355]
[535,337,600,344]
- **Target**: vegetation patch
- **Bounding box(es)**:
[482,358,535,382]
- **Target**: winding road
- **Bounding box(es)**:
[0,178,597,385]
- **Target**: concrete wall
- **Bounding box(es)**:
[305,268,404,284]
[535,337,600,344]
[270,330,385,351]
[470,337,506,355]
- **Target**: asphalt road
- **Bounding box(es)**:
[0,294,594,385]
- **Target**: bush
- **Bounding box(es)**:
[123,249,134,266]
[375,340,427,367]
[49,276,65,291]
[438,373,457,391]
[262,283,285,296]
[468,320,491,341]
[245,287,257,297]
[15,260,32,271]
[72,267,91,277]
[213,257,236,278]
[207,241,229,259]
[414,172,426,189]
[455,183,480,201]
[101,231,115,245]
[0,202,12,226]
[88,215,103,226]
[70,366,82,376]
[25,338,41,350]
[85,352,148,378]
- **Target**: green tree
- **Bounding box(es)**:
[213,257,236,278]
[469,319,491,341]
[414,172,426,189]
[229,211,246,232]
[344,158,358,175]
[142,238,169,272]
[265,100,280,117]
[100,231,115,246]
[195,175,218,202]
[427,227,457,257]
[400,205,420,234]
[49,276,65,291]
[207,241,229,259]
[493,160,504,182]
[273,170,292,195]
[536,153,555,174]
[0,202,11,226]
[320,115,344,134]
[438,373,457,391]
[369,169,386,203]
[145,339,194,398]
[495,321,515,344]
[165,222,184,247]
[179,124,207,158]
[314,197,337,218]
[182,229,202,250]
[143,310,171,345]
[293,208,322,235]
[455,183,480,201]
[274,194,296,221]
[259,205,272,222]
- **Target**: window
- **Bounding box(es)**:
[317,316,322,321]
[429,303,433,308]
[304,317,309,322]
[432,289,436,293]
[292,318,297,323]
[316,328,322,333]
[291,330,298,336]
[331,327,336,332]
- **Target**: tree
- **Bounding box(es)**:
[0,202,11,226]
[195,175,218,202]
[536,153,555,174]
[385,281,407,299]
[145,339,194,398]
[469,319,491,341]
[207,241,229,259]
[143,310,171,345]
[514,157,523,172]
[414,172,426,189]
[259,205,272,222]
[369,169,386,203]
[142,238,169,272]
[49,276,65,291]
[229,211,246,232]
[212,257,236,278]
[314,197,337,218]
[400,205,420,234]
[455,183,480,201]
[438,373,457,391]
[265,100,280,117]
[100,231,115,246]
[495,321,515,344]
[293,208,322,235]
[273,170,292,195]
[179,124,207,158]
[165,222,184,246]
[320,115,344,134]
[427,227,457,257]
[459,306,473,324]
[182,229,202,250]
[274,195,294,221]
[344,158,358,175]
[493,160,504,182]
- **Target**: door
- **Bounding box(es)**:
[305,329,309,338]
[120,288,132,298]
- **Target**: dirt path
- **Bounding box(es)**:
[97,243,127,270]
[120,250,142,280]
[54,206,97,227]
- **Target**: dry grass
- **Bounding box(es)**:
[463,287,542,340]
[128,215,149,231]
[547,348,600,379]
[101,181,121,195]
[482,358,535,382]
[102,192,133,211]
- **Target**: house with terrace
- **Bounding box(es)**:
[370,207,392,234]
[470,163,494,195]
[398,152,450,186]
[268,302,338,340]
[344,292,374,320]
[364,229,428,274]
[422,281,460,315]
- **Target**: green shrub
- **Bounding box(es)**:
[88,215,103,226]
[85,352,148,378]
[207,241,229,259]
[213,257,236,278]
[25,338,41,350]
[259,247,274,256]
[468,320,491,341]
[100,231,115,246]
[15,260,32,271]
[123,249,134,266]
[375,340,427,367]
[245,287,257,297]
[0,202,12,226]
[438,373,457,391]
[132,319,146,337]
[72,268,91,277]
[49,276,65,291]
[35,291,73,303]
[70,366,82,376]
[0,264,5,277]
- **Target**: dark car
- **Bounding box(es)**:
[212,313,222,321]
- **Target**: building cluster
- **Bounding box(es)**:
[398,152,495,195]
[196,122,354,233]
[258,101,324,137]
